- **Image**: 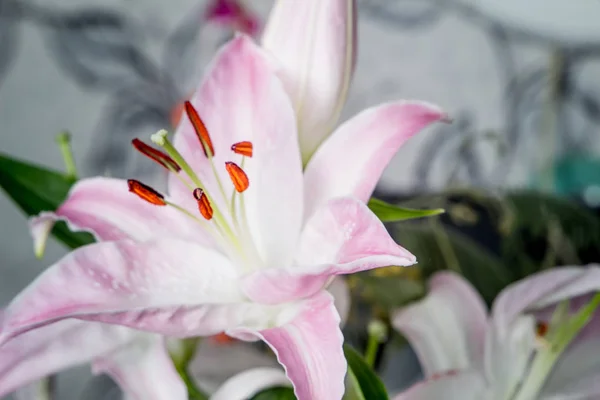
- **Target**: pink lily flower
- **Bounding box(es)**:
[0,315,186,400]
[1,31,444,400]
[392,266,600,400]
[261,0,357,163]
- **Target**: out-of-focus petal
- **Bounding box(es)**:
[484,315,536,399]
[242,198,414,304]
[303,101,447,219]
[93,336,187,400]
[392,272,488,377]
[393,370,486,400]
[0,238,243,343]
[0,319,137,397]
[540,338,600,400]
[262,0,357,162]
[29,177,208,257]
[491,266,596,337]
[228,292,346,400]
[169,35,303,267]
[210,367,290,400]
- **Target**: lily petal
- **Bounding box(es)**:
[228,292,346,400]
[303,101,447,219]
[242,197,415,304]
[29,177,208,256]
[210,367,290,400]
[392,272,488,377]
[484,315,536,399]
[491,266,594,336]
[92,336,187,400]
[393,370,487,400]
[261,0,357,162]
[170,34,303,266]
[541,338,600,399]
[0,319,137,397]
[0,238,243,343]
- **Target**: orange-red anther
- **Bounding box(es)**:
[225,161,249,192]
[184,101,215,157]
[211,332,236,345]
[127,179,166,206]
[193,188,213,220]
[231,141,253,157]
[536,321,549,337]
[132,139,181,172]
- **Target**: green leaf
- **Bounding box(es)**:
[0,153,94,250]
[368,198,444,222]
[343,344,389,400]
[251,387,296,400]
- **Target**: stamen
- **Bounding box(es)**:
[225,161,249,192]
[231,141,253,157]
[184,101,215,157]
[193,188,214,220]
[132,139,181,171]
[127,179,166,206]
[536,321,549,337]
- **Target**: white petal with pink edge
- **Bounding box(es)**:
[491,266,593,337]
[0,238,243,343]
[303,101,447,219]
[262,0,357,162]
[392,272,488,377]
[92,335,186,400]
[227,292,346,400]
[0,318,138,397]
[242,197,415,304]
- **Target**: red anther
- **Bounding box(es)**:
[132,139,181,172]
[184,101,215,157]
[193,188,213,220]
[231,141,253,157]
[225,161,249,192]
[127,180,166,206]
[536,321,549,337]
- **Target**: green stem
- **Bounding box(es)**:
[364,320,387,368]
[364,335,379,368]
[55,132,77,179]
[172,338,208,400]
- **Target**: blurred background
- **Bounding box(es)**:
[2,0,600,398]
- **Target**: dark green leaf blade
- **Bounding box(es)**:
[0,153,94,250]
[344,344,389,400]
[368,198,444,222]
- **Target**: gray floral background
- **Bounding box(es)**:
[2,0,600,398]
